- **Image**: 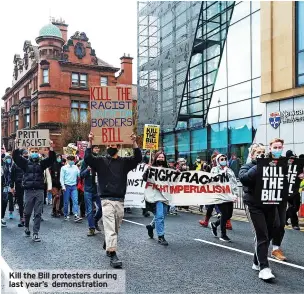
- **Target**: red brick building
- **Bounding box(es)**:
[1,19,133,151]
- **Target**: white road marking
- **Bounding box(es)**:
[0,256,29,294]
[123,218,304,271]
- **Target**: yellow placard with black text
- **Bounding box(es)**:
[143,124,160,150]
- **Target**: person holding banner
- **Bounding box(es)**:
[12,142,56,242]
[143,151,170,246]
[239,143,276,281]
[85,132,142,268]
[209,154,238,242]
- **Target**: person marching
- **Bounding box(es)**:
[60,155,82,223]
[80,145,102,236]
[12,141,56,241]
[84,132,142,268]
[239,143,276,280]
[209,154,238,242]
[143,151,170,245]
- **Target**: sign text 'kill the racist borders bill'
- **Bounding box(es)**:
[90,86,133,145]
[143,124,160,150]
[16,130,50,148]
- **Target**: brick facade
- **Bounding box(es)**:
[1,20,133,152]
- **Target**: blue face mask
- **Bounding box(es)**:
[6,159,11,164]
[219,161,227,166]
[31,153,39,159]
[57,158,62,163]
[69,161,74,166]
[272,150,283,158]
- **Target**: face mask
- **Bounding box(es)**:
[69,161,74,166]
[156,160,165,166]
[146,156,150,160]
[219,161,227,166]
[107,147,118,157]
[31,153,39,159]
[57,158,62,163]
[6,159,11,164]
[272,150,282,158]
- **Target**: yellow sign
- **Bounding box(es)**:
[143,124,160,150]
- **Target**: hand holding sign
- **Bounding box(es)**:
[130,133,137,143]
[49,140,55,151]
[89,132,94,143]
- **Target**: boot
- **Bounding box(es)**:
[146,225,154,238]
[199,216,210,227]
[158,235,168,246]
[226,219,232,230]
[110,252,122,268]
[103,241,111,257]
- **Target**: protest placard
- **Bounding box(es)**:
[90,86,133,145]
[124,163,147,208]
[16,130,50,148]
[77,141,89,158]
[255,158,304,205]
[143,124,160,150]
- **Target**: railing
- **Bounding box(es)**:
[234,181,245,210]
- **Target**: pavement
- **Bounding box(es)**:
[1,206,304,294]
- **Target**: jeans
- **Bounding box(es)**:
[151,202,167,237]
[63,185,79,217]
[84,191,102,229]
[47,191,52,203]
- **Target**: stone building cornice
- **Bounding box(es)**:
[59,61,119,73]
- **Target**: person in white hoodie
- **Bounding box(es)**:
[209,154,238,242]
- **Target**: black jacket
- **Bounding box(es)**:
[80,159,97,194]
[84,147,142,199]
[49,162,64,189]
[12,149,56,190]
[10,163,24,188]
[238,161,258,204]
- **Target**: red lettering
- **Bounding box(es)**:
[102,128,108,143]
[90,87,96,100]
[214,186,222,193]
[177,185,183,193]
[184,185,190,193]
[223,185,231,194]
[145,182,153,189]
[190,185,196,193]
[199,186,207,193]
[206,185,215,193]
[101,128,123,143]
[170,186,179,194]
[117,87,131,101]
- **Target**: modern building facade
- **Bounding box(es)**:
[1,19,133,151]
[138,1,262,166]
[137,1,304,166]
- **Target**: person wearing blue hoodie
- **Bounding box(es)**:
[80,145,102,236]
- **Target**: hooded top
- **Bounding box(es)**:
[210,154,238,196]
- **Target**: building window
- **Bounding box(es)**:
[24,107,30,127]
[71,100,89,122]
[33,76,38,91]
[71,73,87,87]
[297,1,304,85]
[13,92,19,105]
[100,76,108,86]
[33,105,38,126]
[14,114,19,132]
[42,69,49,84]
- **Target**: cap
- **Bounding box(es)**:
[286,150,295,158]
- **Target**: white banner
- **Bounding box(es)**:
[144,167,236,206]
[124,163,147,208]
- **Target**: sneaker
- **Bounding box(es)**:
[210,222,218,237]
[252,264,260,271]
[226,220,232,230]
[143,212,150,217]
[18,222,24,228]
[146,225,154,239]
[199,220,209,228]
[258,268,275,280]
[1,219,7,227]
[271,249,287,261]
[109,252,122,268]
[24,228,31,237]
[32,234,41,242]
[292,226,300,231]
[158,236,168,246]
[64,216,70,221]
[106,251,111,257]
[74,215,83,223]
[87,228,96,236]
[9,212,14,219]
[15,204,19,210]
[219,235,231,242]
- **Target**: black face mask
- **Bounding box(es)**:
[107,147,118,157]
[156,160,165,166]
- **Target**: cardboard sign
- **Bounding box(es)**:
[16,130,50,148]
[90,86,133,145]
[77,141,89,159]
[255,158,304,205]
[143,124,160,150]
[124,163,147,208]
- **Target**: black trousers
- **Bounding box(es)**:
[214,202,233,237]
[245,203,276,270]
[286,195,300,227]
[8,192,14,212]
[272,201,287,247]
[1,190,8,219]
[15,185,24,220]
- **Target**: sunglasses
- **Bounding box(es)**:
[219,157,227,161]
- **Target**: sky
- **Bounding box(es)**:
[0,0,138,106]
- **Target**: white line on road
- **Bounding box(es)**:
[123,218,304,271]
[0,256,29,294]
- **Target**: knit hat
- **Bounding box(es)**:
[286,150,295,158]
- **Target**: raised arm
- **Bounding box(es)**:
[124,134,142,171]
[12,149,28,172]
[40,141,56,170]
[80,160,90,179]
[84,132,104,170]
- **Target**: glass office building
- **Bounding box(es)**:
[137,1,262,165]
